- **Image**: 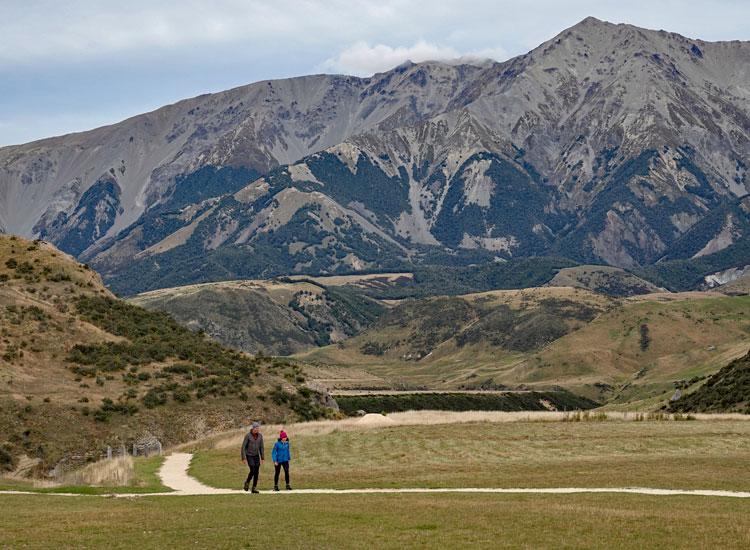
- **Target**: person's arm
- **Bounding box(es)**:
[260,435,265,461]
[240,434,248,462]
[272,442,278,464]
[288,442,291,461]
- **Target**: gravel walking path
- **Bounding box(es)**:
[3,452,750,499]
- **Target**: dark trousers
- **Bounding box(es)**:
[245,455,261,488]
[274,461,290,486]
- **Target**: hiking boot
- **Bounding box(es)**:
[273,485,280,492]
[286,484,292,491]
[243,481,249,492]
[251,487,260,494]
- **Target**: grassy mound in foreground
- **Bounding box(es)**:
[0,455,167,495]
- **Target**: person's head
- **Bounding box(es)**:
[251,421,261,434]
[279,430,288,441]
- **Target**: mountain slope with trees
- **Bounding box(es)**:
[1,18,749,295]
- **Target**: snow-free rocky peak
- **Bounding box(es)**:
[1,18,749,294]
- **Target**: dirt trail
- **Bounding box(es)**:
[158,453,234,495]
[4,452,749,498]
[157,453,750,497]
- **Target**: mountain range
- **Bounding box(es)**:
[1,17,749,295]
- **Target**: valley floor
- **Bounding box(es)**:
[2,412,750,548]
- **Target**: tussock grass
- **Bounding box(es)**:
[59,456,134,487]
[561,410,608,421]
[186,411,582,451]
[188,409,749,452]
[0,455,168,494]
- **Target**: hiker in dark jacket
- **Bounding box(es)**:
[241,421,264,493]
[272,430,292,491]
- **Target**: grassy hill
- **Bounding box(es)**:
[525,292,750,405]
[669,351,750,413]
[340,258,578,300]
[129,278,384,355]
[125,262,662,366]
[0,235,332,475]
[123,263,750,412]
[301,288,750,406]
[127,261,579,357]
[547,265,663,297]
[300,287,612,387]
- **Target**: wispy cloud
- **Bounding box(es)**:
[320,41,509,76]
[320,41,457,75]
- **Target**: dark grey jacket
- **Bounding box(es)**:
[241,432,265,461]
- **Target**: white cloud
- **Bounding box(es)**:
[320,41,509,76]
[320,40,458,75]
[461,46,511,63]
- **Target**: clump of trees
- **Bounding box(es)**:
[639,324,651,351]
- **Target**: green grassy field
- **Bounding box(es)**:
[2,418,750,548]
[1,493,749,549]
[188,420,750,492]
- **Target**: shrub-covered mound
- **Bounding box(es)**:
[669,351,750,414]
[0,235,334,473]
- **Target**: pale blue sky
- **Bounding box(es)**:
[1,0,749,146]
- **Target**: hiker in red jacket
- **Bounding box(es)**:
[241,421,264,493]
[272,430,292,491]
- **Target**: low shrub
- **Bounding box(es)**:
[143,389,168,409]
[0,445,15,472]
[172,388,191,403]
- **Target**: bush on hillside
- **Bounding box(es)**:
[0,445,16,472]
[68,296,260,389]
[669,351,750,413]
